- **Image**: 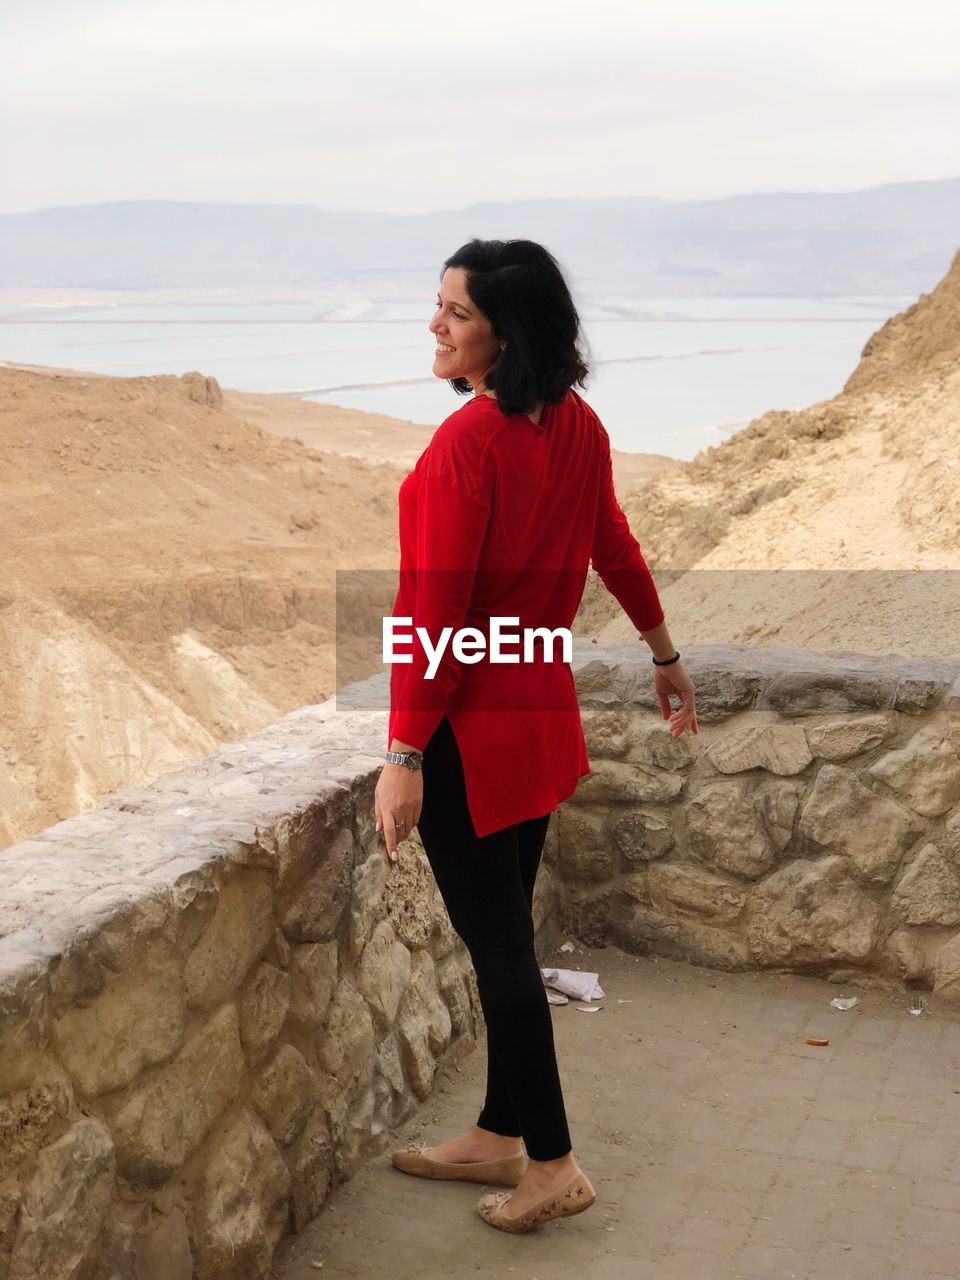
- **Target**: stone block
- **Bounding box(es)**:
[707,723,812,776]
[932,930,960,1002]
[76,1213,136,1280]
[798,763,923,886]
[647,862,747,925]
[288,941,338,1033]
[354,920,412,1035]
[101,1003,245,1186]
[615,903,749,971]
[315,981,375,1101]
[283,1108,334,1232]
[763,671,895,717]
[7,1117,115,1280]
[345,849,387,962]
[886,929,930,983]
[626,724,695,771]
[611,808,675,861]
[556,806,618,880]
[895,675,947,714]
[646,664,758,722]
[948,673,960,752]
[251,1042,322,1148]
[395,952,451,1100]
[239,961,291,1068]
[806,714,896,761]
[621,869,652,905]
[259,792,354,894]
[183,874,274,1011]
[744,856,882,968]
[191,1107,290,1280]
[0,953,51,1095]
[132,1208,193,1280]
[581,704,632,757]
[380,843,436,949]
[47,891,175,1008]
[572,659,616,697]
[891,843,960,926]
[868,722,960,818]
[434,954,472,1037]
[426,900,460,959]
[0,1060,73,1182]
[557,884,622,949]
[51,939,186,1097]
[685,780,798,879]
[328,1078,376,1182]
[0,1183,21,1267]
[279,826,354,943]
[373,1034,405,1119]
[573,758,684,805]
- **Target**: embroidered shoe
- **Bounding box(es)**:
[389,1141,527,1186]
[476,1167,597,1232]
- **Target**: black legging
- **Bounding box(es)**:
[415,714,573,1162]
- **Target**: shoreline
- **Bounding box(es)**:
[0,359,688,478]
[0,291,889,465]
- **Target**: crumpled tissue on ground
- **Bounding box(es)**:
[540,967,604,1002]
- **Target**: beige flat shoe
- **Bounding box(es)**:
[389,1142,527,1186]
[477,1167,597,1232]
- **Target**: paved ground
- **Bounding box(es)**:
[275,942,960,1280]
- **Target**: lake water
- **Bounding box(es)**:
[0,295,912,460]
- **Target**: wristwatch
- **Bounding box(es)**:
[385,749,424,771]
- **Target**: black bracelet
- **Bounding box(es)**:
[652,650,681,665]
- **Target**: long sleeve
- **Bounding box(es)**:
[388,438,494,751]
[590,424,665,634]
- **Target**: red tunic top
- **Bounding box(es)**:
[387,387,665,838]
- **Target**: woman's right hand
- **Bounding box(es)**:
[654,661,698,737]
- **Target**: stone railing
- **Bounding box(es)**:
[567,642,960,992]
[2,641,958,1278]
[0,696,562,1280]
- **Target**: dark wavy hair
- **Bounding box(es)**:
[440,238,590,418]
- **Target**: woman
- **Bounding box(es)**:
[374,238,698,1233]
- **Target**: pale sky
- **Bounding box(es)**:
[2,0,958,216]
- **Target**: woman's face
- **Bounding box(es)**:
[429,266,501,390]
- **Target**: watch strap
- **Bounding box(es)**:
[385,749,423,770]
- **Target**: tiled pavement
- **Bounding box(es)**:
[275,945,960,1280]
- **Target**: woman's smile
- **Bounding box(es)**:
[429,265,501,388]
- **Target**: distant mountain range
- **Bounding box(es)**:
[1,177,958,298]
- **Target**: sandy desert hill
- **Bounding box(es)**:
[578,248,960,652]
[0,367,419,847]
[1,252,957,847]
[0,358,676,847]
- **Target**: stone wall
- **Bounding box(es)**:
[565,643,960,992]
[2,640,959,1278]
[0,697,561,1280]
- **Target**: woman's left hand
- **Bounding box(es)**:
[375,764,423,864]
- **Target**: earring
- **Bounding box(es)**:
[500,342,506,351]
